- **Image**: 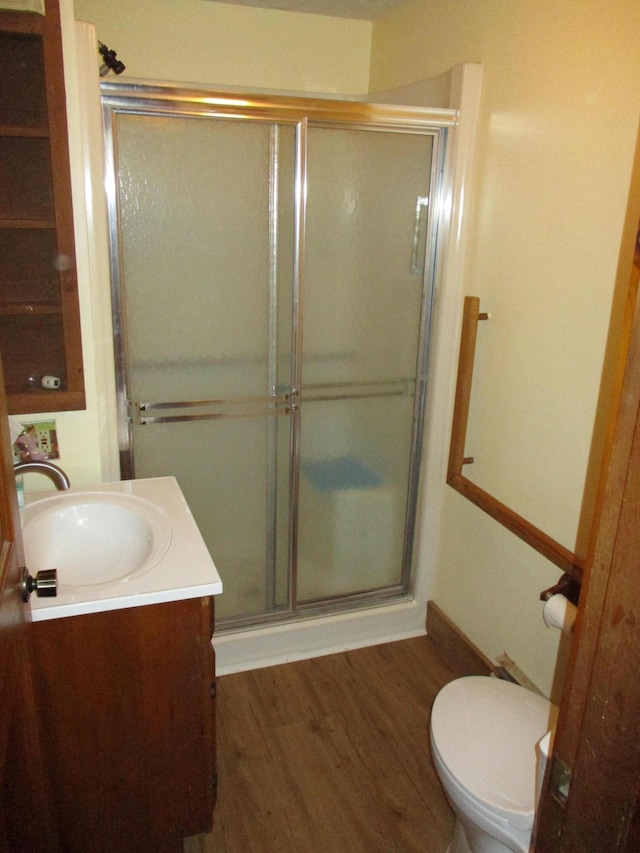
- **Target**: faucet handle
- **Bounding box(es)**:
[21,567,57,602]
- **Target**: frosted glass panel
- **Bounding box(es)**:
[115,114,294,402]
[297,396,414,601]
[297,127,433,601]
[132,416,291,621]
[303,128,433,387]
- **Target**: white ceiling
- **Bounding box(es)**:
[208,0,408,21]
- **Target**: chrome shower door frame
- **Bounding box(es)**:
[101,83,455,629]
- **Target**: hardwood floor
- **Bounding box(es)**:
[185,634,471,853]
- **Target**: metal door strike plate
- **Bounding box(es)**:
[550,754,571,806]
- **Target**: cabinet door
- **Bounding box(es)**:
[0,354,59,851]
[0,0,84,413]
[31,597,217,851]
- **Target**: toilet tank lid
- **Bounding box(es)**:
[430,676,557,832]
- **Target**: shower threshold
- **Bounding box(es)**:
[213,596,424,675]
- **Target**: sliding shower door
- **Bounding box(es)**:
[108,111,297,621]
[103,86,449,628]
[297,127,433,605]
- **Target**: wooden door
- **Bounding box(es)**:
[533,127,640,850]
[0,360,57,850]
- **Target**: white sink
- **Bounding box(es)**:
[22,491,173,590]
[23,477,222,623]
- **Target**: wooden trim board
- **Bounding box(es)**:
[426,600,495,677]
[447,296,584,580]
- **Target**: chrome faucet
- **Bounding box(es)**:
[14,461,70,491]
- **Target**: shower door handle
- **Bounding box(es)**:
[126,395,292,425]
[410,196,429,275]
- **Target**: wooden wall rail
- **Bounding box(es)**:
[447,296,584,581]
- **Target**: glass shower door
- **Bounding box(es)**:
[110,112,297,622]
[297,127,435,604]
[104,86,448,629]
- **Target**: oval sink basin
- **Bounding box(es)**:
[22,491,172,590]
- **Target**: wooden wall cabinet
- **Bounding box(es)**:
[30,597,217,853]
[0,0,85,414]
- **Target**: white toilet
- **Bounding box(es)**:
[430,676,557,853]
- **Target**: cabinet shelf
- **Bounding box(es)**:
[4,387,85,413]
[0,125,49,138]
[0,218,55,229]
[0,304,61,316]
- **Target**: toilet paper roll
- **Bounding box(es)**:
[543,593,577,635]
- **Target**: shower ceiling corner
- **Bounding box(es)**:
[101,84,455,630]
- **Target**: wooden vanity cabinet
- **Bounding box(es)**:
[30,596,217,853]
[0,0,85,414]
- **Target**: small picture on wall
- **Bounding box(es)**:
[14,420,60,463]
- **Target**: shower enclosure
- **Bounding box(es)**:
[102,85,450,629]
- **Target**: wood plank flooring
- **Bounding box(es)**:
[185,634,469,853]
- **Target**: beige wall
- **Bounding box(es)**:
[372,0,640,695]
[73,0,372,94]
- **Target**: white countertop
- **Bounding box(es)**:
[25,476,223,622]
